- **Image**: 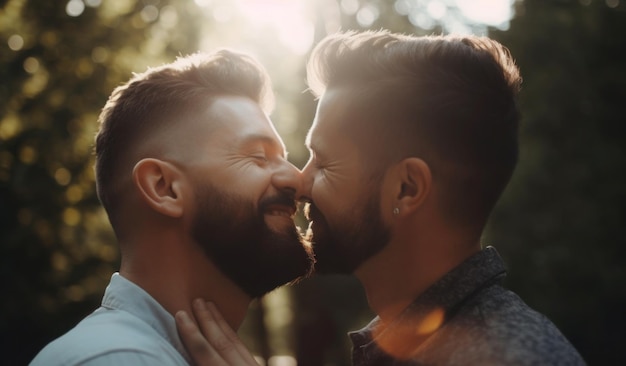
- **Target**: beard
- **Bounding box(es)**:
[191,184,314,298]
[305,191,390,275]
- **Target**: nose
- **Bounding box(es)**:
[272,159,304,198]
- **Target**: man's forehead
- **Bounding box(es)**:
[308,89,367,148]
[306,92,346,143]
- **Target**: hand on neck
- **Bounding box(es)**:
[118,234,252,331]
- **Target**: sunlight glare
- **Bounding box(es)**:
[455,0,514,27]
[233,0,314,55]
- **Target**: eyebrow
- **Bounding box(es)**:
[241,133,288,158]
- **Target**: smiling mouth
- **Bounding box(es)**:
[264,204,296,218]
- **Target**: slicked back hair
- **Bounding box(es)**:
[307,30,522,227]
[95,50,273,229]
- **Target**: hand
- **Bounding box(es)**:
[175,299,259,366]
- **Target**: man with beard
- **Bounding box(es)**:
[30,50,314,366]
[176,31,585,365]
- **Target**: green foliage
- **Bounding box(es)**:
[0,0,202,363]
[486,0,626,363]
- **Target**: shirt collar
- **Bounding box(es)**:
[349,246,506,354]
[101,273,191,363]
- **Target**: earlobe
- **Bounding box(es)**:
[395,158,431,215]
[132,158,184,218]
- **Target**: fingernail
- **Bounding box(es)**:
[193,298,205,309]
[175,310,190,323]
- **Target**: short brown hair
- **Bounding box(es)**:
[95,50,273,227]
[307,30,522,227]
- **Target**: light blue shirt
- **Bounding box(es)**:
[30,273,191,365]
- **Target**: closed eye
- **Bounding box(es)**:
[251,154,268,163]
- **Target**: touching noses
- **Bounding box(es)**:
[272,160,304,198]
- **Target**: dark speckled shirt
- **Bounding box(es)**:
[349,247,585,366]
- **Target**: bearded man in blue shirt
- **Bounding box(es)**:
[31,50,314,365]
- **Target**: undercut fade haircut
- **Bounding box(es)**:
[95,50,273,228]
[307,30,522,227]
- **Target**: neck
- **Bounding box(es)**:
[119,233,251,330]
[354,222,481,323]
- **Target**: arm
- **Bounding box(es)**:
[175,299,259,366]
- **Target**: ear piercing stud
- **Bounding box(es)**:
[393,207,400,215]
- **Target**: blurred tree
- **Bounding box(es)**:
[487,0,626,364]
[0,0,203,363]
[4,0,623,364]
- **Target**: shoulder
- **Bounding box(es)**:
[30,308,186,366]
[450,284,586,365]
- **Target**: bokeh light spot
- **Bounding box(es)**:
[65,285,86,302]
[372,307,446,360]
[66,0,85,17]
[76,58,94,78]
[98,244,117,262]
[23,57,40,74]
[22,70,49,97]
[356,5,379,27]
[19,145,38,164]
[63,207,82,226]
[131,13,147,28]
[0,114,22,140]
[140,5,159,22]
[51,252,70,271]
[409,12,435,30]
[268,355,297,366]
[394,0,411,15]
[0,151,13,169]
[159,5,179,28]
[415,307,445,335]
[8,34,24,51]
[341,0,359,15]
[55,168,72,186]
[65,184,84,203]
[91,46,109,63]
[606,0,620,8]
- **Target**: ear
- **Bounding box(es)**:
[394,157,431,216]
[132,158,184,218]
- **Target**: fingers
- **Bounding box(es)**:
[175,310,227,366]
[205,302,259,365]
[176,299,258,366]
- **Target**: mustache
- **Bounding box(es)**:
[259,191,297,213]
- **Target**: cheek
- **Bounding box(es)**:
[311,176,357,218]
[207,167,272,199]
[311,181,332,212]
